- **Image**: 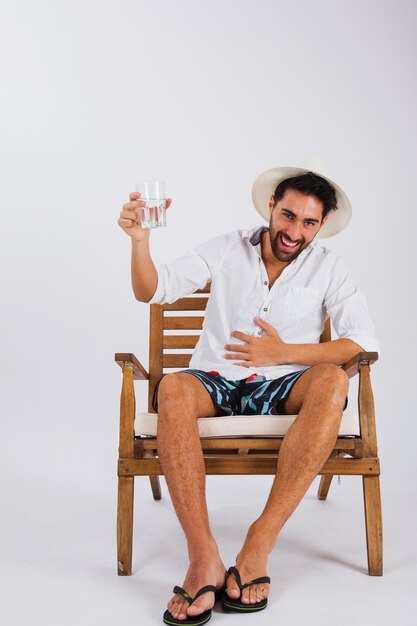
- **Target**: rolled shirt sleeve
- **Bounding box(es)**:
[324,256,381,355]
[148,232,231,305]
[148,250,211,304]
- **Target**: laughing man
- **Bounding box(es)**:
[118,158,380,624]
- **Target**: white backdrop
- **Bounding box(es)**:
[1,0,416,582]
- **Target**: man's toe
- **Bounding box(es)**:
[250,585,258,604]
[167,599,176,615]
[226,576,241,599]
[256,585,263,603]
[240,588,250,604]
[171,597,188,619]
[186,600,202,616]
[176,602,188,620]
[187,593,212,617]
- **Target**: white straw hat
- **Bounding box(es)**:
[251,156,352,238]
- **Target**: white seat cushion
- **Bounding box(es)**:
[135,411,360,438]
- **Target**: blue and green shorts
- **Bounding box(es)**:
[152,368,315,416]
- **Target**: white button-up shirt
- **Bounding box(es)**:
[149,226,380,380]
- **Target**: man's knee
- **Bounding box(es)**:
[309,363,349,404]
[310,363,349,385]
[157,373,195,409]
[156,373,212,419]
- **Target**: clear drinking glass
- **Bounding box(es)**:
[134,180,167,229]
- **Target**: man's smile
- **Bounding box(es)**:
[277,233,302,251]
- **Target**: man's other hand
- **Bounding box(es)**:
[224,318,287,367]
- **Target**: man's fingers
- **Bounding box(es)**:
[123,200,146,212]
[224,352,250,360]
[119,218,136,228]
[224,343,247,352]
[255,317,277,335]
[120,209,140,220]
[231,331,252,341]
[255,317,272,329]
[129,192,141,201]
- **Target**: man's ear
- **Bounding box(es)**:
[268,194,275,216]
[321,213,329,226]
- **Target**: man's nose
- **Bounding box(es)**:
[286,222,303,241]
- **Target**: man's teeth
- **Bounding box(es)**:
[280,235,298,248]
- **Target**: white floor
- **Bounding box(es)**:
[1,473,417,626]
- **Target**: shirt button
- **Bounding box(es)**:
[263,307,268,312]
[257,330,262,335]
[264,281,268,285]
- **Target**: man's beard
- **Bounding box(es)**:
[269,227,307,263]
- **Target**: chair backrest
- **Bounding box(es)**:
[148,284,331,412]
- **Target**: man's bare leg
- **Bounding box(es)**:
[157,373,227,621]
[225,363,349,605]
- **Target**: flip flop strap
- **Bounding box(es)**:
[172,584,217,605]
[227,566,271,591]
[227,566,243,590]
[193,585,217,603]
[241,576,271,590]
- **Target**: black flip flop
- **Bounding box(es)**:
[222,565,271,613]
[163,584,224,626]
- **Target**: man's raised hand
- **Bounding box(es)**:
[118,192,173,242]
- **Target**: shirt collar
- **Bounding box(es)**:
[249,226,268,246]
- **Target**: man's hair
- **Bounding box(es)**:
[273,172,338,218]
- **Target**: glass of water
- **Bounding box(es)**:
[134,180,167,229]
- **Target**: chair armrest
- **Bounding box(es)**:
[341,351,379,379]
[114,353,149,380]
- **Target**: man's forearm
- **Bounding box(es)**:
[131,239,158,302]
[285,338,364,366]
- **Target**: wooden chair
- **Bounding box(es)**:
[115,284,382,577]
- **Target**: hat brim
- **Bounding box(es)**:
[251,166,352,238]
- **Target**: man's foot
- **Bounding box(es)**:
[166,553,227,621]
[225,525,271,605]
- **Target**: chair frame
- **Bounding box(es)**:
[115,286,382,577]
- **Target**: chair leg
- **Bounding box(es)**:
[117,476,134,576]
[362,475,383,575]
[317,451,340,500]
[149,476,162,500]
[317,474,333,500]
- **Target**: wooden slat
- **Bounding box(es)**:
[163,335,200,349]
[209,457,380,474]
[139,436,361,452]
[163,316,204,330]
[163,354,192,368]
[163,297,208,311]
[119,456,380,476]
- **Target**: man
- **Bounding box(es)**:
[118,159,380,624]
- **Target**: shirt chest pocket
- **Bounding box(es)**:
[278,286,323,320]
